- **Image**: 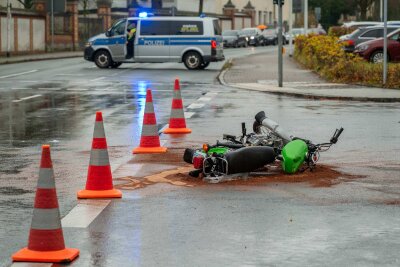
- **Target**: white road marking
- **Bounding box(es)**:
[37,88,62,91]
[11,88,30,90]
[197,97,212,102]
[61,200,111,228]
[66,88,89,91]
[205,92,218,97]
[12,94,42,103]
[19,80,39,83]
[184,112,195,119]
[159,124,168,134]
[187,103,205,109]
[11,263,51,267]
[90,77,106,82]
[0,69,38,79]
[56,74,85,76]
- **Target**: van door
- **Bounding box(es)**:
[107,19,127,61]
[136,20,171,62]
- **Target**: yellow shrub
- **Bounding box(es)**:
[294,35,400,89]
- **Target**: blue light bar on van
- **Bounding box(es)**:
[139,12,148,18]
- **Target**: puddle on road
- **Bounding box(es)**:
[114,148,360,190]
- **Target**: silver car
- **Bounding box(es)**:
[84,15,225,70]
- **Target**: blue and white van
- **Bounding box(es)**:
[84,16,225,70]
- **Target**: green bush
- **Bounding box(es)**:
[294,34,400,89]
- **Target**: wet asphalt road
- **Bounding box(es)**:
[1,46,400,266]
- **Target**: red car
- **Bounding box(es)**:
[354,28,400,63]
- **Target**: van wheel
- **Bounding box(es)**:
[184,51,202,70]
[198,61,210,70]
[111,62,122,68]
[94,50,112,68]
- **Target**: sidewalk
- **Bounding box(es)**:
[220,52,400,102]
[0,51,82,64]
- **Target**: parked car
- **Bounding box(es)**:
[339,25,399,52]
[342,21,381,29]
[307,28,327,35]
[262,29,278,45]
[222,30,248,48]
[354,28,400,63]
[240,28,265,46]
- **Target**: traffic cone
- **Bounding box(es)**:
[133,89,167,154]
[77,111,122,199]
[12,145,79,263]
[163,79,192,134]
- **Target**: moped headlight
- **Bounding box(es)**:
[250,36,255,40]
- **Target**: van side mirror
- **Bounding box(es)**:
[105,30,112,37]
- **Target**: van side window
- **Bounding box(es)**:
[171,21,204,35]
[213,19,222,35]
[140,21,170,35]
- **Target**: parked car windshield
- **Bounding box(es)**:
[242,29,257,35]
[223,30,238,36]
[263,29,276,35]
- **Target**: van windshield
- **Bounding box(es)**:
[110,19,126,36]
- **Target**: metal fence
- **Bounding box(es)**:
[78,17,104,48]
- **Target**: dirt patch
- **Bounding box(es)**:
[115,147,361,190]
[115,163,360,190]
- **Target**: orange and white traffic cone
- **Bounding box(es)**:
[163,79,192,134]
[133,89,167,154]
[12,145,79,263]
[77,111,122,199]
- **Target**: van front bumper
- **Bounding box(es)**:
[84,47,95,61]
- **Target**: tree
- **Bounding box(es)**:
[151,0,162,9]
[355,0,375,20]
[309,0,357,29]
[16,0,33,9]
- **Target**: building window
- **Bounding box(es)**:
[259,11,262,25]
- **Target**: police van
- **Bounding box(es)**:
[84,15,225,70]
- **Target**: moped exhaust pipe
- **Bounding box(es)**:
[255,111,294,144]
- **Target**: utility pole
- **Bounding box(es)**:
[199,0,204,16]
[6,0,11,58]
[274,0,284,87]
[304,0,308,34]
[380,0,383,21]
[51,0,54,52]
[383,0,387,85]
[289,0,293,56]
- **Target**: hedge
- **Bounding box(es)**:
[294,34,400,89]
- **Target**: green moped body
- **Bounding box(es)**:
[281,140,308,174]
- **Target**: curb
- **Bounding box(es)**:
[217,58,232,86]
[0,53,82,65]
[228,84,400,103]
[218,60,400,103]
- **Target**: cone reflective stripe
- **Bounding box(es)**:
[163,79,192,134]
[12,145,79,263]
[77,112,122,199]
[133,89,167,154]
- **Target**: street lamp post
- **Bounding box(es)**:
[304,0,308,34]
[51,0,54,52]
[6,0,11,58]
[383,0,387,85]
[278,0,283,87]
